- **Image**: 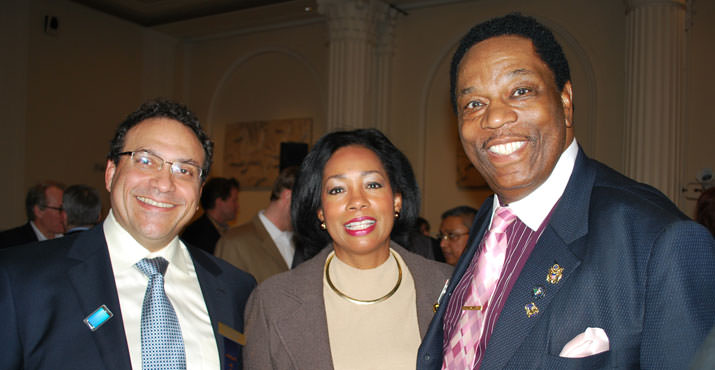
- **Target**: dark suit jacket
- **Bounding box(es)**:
[245,243,453,370]
[0,225,256,370]
[0,222,38,249]
[417,149,715,369]
[181,213,221,254]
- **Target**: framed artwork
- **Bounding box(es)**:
[223,118,312,189]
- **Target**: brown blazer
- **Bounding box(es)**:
[244,243,453,370]
[214,214,290,283]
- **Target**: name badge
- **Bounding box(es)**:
[219,322,245,370]
[83,305,113,331]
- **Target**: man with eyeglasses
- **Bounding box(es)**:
[0,99,256,370]
[0,181,65,248]
[437,205,477,266]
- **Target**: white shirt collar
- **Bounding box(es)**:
[258,210,292,238]
[29,221,49,241]
[493,138,578,230]
[103,209,190,275]
[258,210,295,267]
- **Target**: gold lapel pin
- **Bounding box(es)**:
[524,302,539,318]
[546,263,564,284]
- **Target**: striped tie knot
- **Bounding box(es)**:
[490,206,516,234]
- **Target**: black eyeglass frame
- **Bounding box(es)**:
[435,231,469,241]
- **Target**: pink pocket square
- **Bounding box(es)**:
[559,327,610,358]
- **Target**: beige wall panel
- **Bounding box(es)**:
[683,0,715,216]
[1,0,29,228]
[0,0,177,228]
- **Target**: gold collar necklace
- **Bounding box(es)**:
[324,249,402,305]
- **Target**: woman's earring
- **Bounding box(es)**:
[320,222,327,230]
[394,211,400,219]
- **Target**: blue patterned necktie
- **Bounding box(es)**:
[136,257,186,370]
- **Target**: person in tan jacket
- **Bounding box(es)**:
[214,167,297,283]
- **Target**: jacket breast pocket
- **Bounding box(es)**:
[540,351,611,369]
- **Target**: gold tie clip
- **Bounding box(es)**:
[432,304,485,312]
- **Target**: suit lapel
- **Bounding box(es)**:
[482,149,595,368]
[254,216,291,269]
[481,227,581,368]
[189,248,232,367]
[65,226,132,370]
[275,248,334,369]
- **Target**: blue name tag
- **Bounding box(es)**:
[84,305,113,331]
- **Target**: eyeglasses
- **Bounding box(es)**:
[43,205,63,212]
[436,231,469,241]
[118,150,203,182]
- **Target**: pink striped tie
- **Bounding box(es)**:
[443,206,516,370]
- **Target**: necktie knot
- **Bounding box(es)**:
[490,206,516,234]
[136,257,169,277]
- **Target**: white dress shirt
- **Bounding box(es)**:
[103,210,220,370]
[493,138,579,230]
[258,210,295,268]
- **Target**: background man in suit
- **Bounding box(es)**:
[182,177,239,254]
[215,166,298,283]
[437,205,477,266]
[0,181,65,248]
[0,99,255,370]
[417,13,715,369]
[62,184,102,235]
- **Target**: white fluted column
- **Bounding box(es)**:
[624,0,687,203]
[318,0,397,131]
[373,8,397,132]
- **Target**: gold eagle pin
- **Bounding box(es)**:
[524,302,539,318]
[546,263,564,284]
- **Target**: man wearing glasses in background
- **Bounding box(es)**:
[0,99,256,369]
[437,205,477,266]
[0,181,65,248]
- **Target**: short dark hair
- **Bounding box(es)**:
[25,181,65,221]
[441,205,478,228]
[291,128,420,260]
[107,98,214,182]
[450,13,571,113]
[200,177,239,210]
[63,184,102,227]
[270,166,299,201]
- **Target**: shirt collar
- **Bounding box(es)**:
[258,210,293,239]
[103,209,189,275]
[30,221,62,241]
[493,138,578,230]
[29,221,48,241]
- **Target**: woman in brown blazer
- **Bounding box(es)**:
[243,129,452,369]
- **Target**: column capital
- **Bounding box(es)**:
[317,0,393,24]
[318,0,395,43]
[624,0,686,12]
